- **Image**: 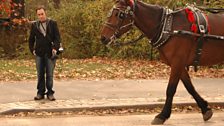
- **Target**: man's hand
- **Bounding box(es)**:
[51,49,58,59]
[33,50,36,56]
[52,49,57,56]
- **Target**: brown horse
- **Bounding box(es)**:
[101,0,224,125]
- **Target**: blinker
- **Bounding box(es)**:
[125,6,131,14]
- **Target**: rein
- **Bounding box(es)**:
[112,34,145,47]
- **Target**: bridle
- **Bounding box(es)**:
[103,4,135,46]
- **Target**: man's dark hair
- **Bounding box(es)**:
[36,5,46,12]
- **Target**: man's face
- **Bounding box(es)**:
[37,9,47,22]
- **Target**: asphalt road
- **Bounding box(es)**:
[0,79,223,126]
[1,112,224,126]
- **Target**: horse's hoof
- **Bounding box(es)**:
[151,117,166,125]
[203,109,213,121]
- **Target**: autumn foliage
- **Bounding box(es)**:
[0,0,11,18]
[0,0,224,59]
[0,0,27,26]
[0,0,28,57]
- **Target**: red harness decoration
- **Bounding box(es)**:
[185,8,210,33]
[129,0,134,8]
[185,8,198,33]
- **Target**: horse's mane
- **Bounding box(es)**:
[138,1,164,11]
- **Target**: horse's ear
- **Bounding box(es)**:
[119,0,134,7]
[114,0,120,3]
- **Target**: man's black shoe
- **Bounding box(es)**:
[47,94,56,101]
[34,94,44,100]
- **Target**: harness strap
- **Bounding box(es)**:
[193,35,204,72]
[151,8,173,48]
[173,29,224,72]
[173,30,224,40]
[192,8,208,71]
[113,34,145,46]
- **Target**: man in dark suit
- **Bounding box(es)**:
[29,5,61,101]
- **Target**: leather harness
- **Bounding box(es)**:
[151,8,173,48]
[151,6,224,71]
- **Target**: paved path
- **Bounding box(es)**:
[0,79,223,115]
[1,112,224,126]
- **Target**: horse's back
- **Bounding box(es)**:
[198,13,224,65]
[208,13,224,35]
[168,11,224,66]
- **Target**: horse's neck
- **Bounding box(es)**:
[134,2,164,39]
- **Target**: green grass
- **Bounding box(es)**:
[0,59,36,81]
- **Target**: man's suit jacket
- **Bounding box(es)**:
[29,19,61,57]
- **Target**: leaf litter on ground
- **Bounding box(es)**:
[0,58,223,81]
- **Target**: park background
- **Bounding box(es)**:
[0,0,223,81]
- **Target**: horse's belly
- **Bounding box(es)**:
[200,40,224,66]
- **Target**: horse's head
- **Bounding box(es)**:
[101,0,136,45]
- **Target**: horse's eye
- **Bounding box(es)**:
[118,12,125,19]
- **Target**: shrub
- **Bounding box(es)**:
[3,0,224,59]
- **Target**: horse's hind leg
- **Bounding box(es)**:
[181,69,213,121]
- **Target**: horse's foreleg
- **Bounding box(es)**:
[151,66,181,125]
[181,69,213,121]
